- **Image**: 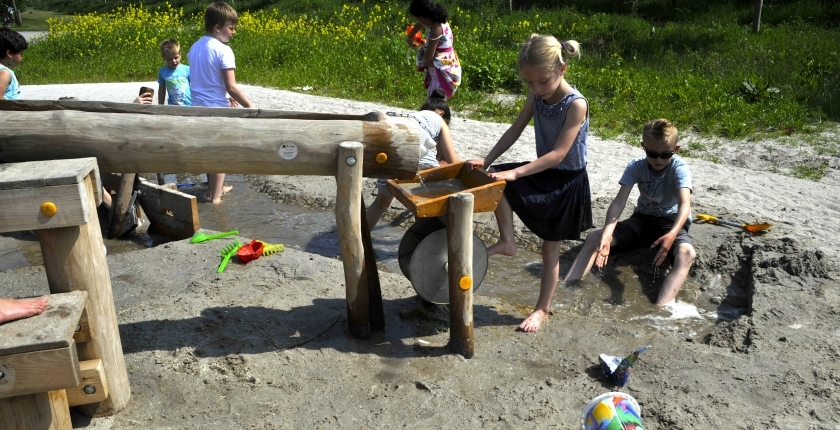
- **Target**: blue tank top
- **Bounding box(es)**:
[1,65,20,100]
[533,88,588,171]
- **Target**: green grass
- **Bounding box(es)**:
[15,0,840,144]
[7,8,69,30]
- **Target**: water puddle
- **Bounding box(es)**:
[2,173,729,338]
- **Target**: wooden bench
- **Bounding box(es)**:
[0,158,130,428]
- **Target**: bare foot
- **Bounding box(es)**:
[0,296,49,324]
[518,309,548,332]
[208,185,234,204]
[222,185,233,194]
[487,241,517,257]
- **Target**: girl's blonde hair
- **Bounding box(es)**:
[517,34,580,76]
[642,119,679,146]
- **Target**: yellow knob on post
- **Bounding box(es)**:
[459,276,472,290]
[41,202,58,217]
[376,152,388,164]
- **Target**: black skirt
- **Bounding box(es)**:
[494,162,593,241]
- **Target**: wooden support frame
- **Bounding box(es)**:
[447,193,475,358]
[0,390,72,430]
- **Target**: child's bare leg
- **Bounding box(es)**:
[656,243,696,305]
[520,239,562,332]
[564,229,604,282]
[365,195,394,230]
[0,296,49,324]
[487,195,517,257]
[207,173,232,204]
[101,187,112,211]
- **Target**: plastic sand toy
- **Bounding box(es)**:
[236,240,265,263]
[581,392,645,430]
[190,230,238,244]
[257,240,285,256]
[217,240,242,273]
[599,345,652,388]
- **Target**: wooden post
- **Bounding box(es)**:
[156,173,166,185]
[447,193,474,358]
[360,197,385,332]
[0,390,72,430]
[335,142,370,339]
[752,0,763,33]
[36,174,131,417]
[108,173,135,239]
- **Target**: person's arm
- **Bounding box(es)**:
[435,121,459,166]
[406,22,422,47]
[492,97,586,182]
[651,187,692,266]
[0,69,10,100]
[595,184,634,269]
[422,23,443,68]
[466,93,536,172]
[158,83,166,105]
[222,69,253,108]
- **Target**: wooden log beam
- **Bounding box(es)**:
[447,193,475,359]
[335,142,370,339]
[0,101,420,180]
[107,173,136,239]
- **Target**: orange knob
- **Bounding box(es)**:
[376,153,388,164]
[41,202,58,217]
[459,276,472,290]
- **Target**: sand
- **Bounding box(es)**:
[1,82,838,429]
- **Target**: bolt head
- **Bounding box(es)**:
[83,385,96,395]
[345,156,357,166]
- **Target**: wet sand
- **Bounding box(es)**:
[1,82,838,428]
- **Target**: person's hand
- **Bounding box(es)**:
[465,159,485,171]
[489,169,517,182]
[133,93,153,104]
[228,97,240,108]
[595,239,611,269]
[651,232,677,266]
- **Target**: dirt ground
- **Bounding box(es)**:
[1,83,839,429]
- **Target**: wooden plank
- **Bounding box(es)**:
[0,343,81,399]
[0,291,88,357]
[0,181,89,233]
[37,176,130,416]
[66,360,108,407]
[135,176,199,240]
[360,198,384,332]
[0,109,421,180]
[0,99,385,122]
[0,157,97,190]
[0,390,72,430]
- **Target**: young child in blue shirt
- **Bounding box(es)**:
[565,118,696,305]
[0,28,26,100]
[157,39,191,106]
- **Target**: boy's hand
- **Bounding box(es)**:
[595,241,611,269]
[651,232,677,266]
[228,97,240,108]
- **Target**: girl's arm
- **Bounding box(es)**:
[158,83,166,105]
[494,98,586,181]
[422,23,443,67]
[0,69,10,100]
[467,93,535,171]
[222,69,254,108]
[435,121,460,166]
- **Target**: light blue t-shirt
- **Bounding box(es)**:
[1,64,20,100]
[619,155,692,222]
[157,64,191,106]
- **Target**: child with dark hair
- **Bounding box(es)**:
[366,88,459,229]
[0,28,27,100]
[406,0,462,100]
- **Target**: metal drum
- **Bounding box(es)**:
[397,217,489,304]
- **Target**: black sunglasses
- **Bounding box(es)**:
[644,148,675,159]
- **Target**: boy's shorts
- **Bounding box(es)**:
[611,213,693,264]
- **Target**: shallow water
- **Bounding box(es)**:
[2,173,726,338]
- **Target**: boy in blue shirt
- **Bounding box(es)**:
[565,118,696,305]
[157,39,191,106]
[0,28,26,100]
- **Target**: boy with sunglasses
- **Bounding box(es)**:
[564,118,695,305]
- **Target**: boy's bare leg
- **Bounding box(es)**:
[101,187,113,211]
[365,195,394,230]
[486,196,517,257]
[520,239,562,332]
[0,296,49,324]
[656,243,696,305]
[564,229,604,282]
[207,173,233,204]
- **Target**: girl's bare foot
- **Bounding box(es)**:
[518,309,548,332]
[0,296,49,324]
[487,241,517,257]
[208,185,234,204]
